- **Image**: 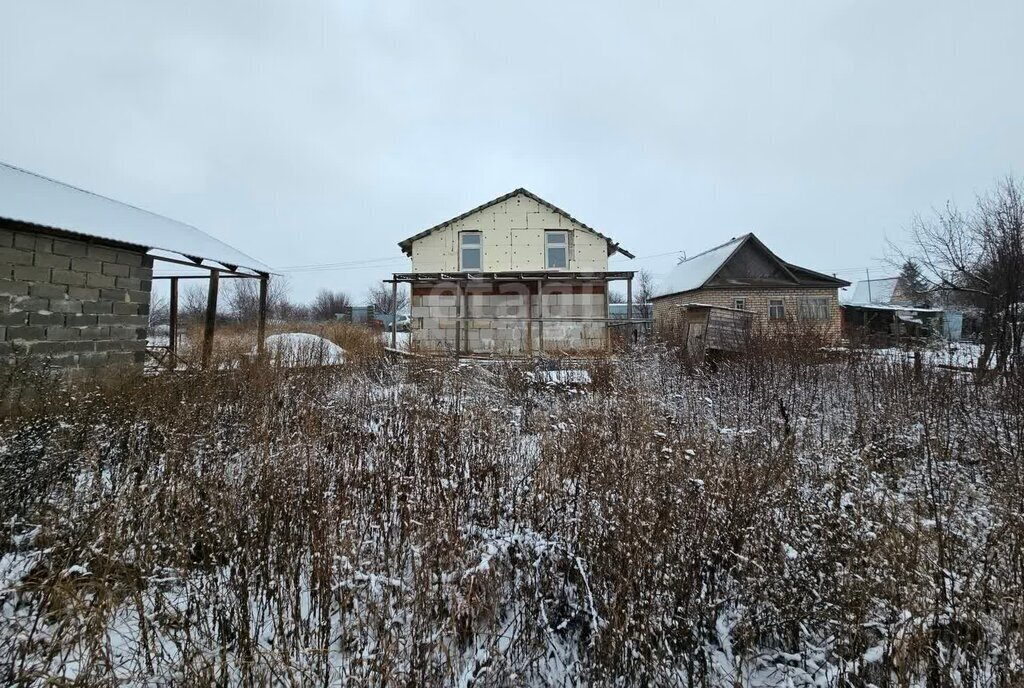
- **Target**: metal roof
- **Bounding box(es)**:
[0,161,271,274]
[653,233,849,299]
[397,188,635,259]
[848,277,900,305]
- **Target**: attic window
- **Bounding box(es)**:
[460,232,481,271]
[546,231,568,269]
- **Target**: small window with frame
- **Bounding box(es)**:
[460,231,481,271]
[733,297,747,311]
[768,298,785,320]
[545,231,568,269]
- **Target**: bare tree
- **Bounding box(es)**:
[310,289,351,321]
[180,284,208,324]
[905,176,1024,372]
[608,290,626,304]
[225,277,291,323]
[366,283,409,315]
[633,269,656,320]
[148,290,169,329]
[225,279,260,323]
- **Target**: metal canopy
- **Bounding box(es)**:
[0,160,271,277]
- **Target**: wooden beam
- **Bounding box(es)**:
[525,288,533,355]
[201,270,219,369]
[257,275,268,355]
[626,276,634,349]
[626,276,633,321]
[168,276,179,366]
[390,280,398,349]
[454,281,462,358]
[463,285,470,355]
[537,279,544,355]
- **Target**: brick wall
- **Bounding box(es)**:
[653,286,842,341]
[0,225,153,369]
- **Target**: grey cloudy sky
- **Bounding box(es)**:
[2,1,1022,302]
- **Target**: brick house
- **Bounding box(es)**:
[1,161,271,371]
[391,188,635,355]
[651,233,849,340]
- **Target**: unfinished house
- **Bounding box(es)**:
[652,233,849,341]
[390,189,635,355]
[0,161,272,371]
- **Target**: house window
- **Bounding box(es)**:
[545,231,568,269]
[733,297,747,310]
[460,231,481,271]
[768,298,785,320]
[798,297,831,321]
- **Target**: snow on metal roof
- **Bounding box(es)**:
[654,235,746,298]
[0,161,271,274]
[849,277,899,305]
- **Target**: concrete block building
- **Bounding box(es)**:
[0,161,271,371]
[651,233,849,341]
[390,189,635,355]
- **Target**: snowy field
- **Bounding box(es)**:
[1,350,1022,686]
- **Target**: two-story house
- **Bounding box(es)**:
[390,189,634,355]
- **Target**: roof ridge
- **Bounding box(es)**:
[678,233,749,264]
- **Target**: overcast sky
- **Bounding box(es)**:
[2,1,1022,302]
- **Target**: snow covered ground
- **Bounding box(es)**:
[1,350,1020,685]
[868,342,983,369]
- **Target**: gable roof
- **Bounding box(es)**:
[0,161,271,274]
[398,188,634,259]
[653,233,848,299]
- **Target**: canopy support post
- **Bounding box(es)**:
[168,276,179,367]
[201,270,219,369]
[391,280,398,349]
[257,275,268,356]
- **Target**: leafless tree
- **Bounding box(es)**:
[608,290,626,304]
[904,176,1024,372]
[148,290,169,328]
[310,289,352,321]
[633,269,656,320]
[225,277,291,323]
[366,283,409,314]
[179,284,208,324]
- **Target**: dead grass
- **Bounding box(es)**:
[0,344,1021,685]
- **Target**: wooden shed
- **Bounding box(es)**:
[674,303,754,358]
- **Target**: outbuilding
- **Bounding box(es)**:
[0,161,271,371]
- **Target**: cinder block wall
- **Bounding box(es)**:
[411,282,608,354]
[653,287,842,340]
[0,225,153,369]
